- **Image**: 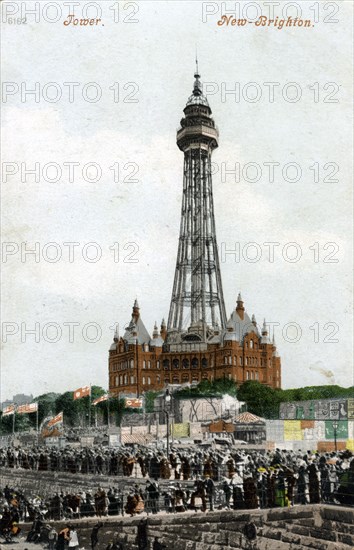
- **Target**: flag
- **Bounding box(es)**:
[17,403,38,414]
[92,395,108,406]
[47,412,63,427]
[125,397,143,408]
[2,404,15,416]
[73,386,90,400]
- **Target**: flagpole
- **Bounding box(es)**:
[107,393,110,429]
[12,405,16,435]
[88,384,92,430]
[36,404,39,445]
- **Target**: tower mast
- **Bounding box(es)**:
[167,67,227,339]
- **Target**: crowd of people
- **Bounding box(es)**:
[1,445,353,515]
[0,445,353,547]
[1,444,353,492]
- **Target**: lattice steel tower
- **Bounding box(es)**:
[167,66,227,339]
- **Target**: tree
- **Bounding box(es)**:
[0,411,31,434]
[237,381,281,418]
[144,391,160,413]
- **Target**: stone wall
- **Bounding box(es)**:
[17,505,354,550]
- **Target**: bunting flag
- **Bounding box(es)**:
[125,397,143,408]
[2,404,15,416]
[17,403,38,414]
[73,385,90,400]
[92,394,108,406]
[47,412,63,427]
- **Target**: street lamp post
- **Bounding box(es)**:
[164,389,171,456]
[332,420,338,452]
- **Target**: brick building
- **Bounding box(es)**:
[109,294,281,396]
[109,67,282,397]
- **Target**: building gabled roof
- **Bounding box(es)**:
[226,310,260,342]
[123,316,151,345]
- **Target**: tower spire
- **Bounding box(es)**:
[193,65,202,96]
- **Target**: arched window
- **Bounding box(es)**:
[115,376,119,385]
[147,377,151,385]
[163,359,170,370]
[192,374,199,382]
[246,371,249,380]
[239,357,243,366]
[157,361,160,369]
[201,358,208,369]
[156,375,160,384]
[130,376,134,384]
[228,356,232,365]
[143,361,146,369]
[173,359,180,370]
[119,375,122,385]
[124,374,128,384]
[142,376,145,385]
[182,359,189,369]
[250,340,253,349]
[173,376,179,384]
[224,356,228,365]
[148,361,151,369]
[182,374,189,382]
[191,357,198,369]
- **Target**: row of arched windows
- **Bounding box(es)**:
[111,359,134,372]
[162,358,208,370]
[115,374,135,386]
[246,371,260,381]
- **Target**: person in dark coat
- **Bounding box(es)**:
[137,518,148,550]
[243,474,258,509]
[308,463,320,504]
[153,537,166,550]
[56,525,70,550]
[90,522,103,549]
[191,477,207,512]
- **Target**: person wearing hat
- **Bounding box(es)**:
[48,526,57,550]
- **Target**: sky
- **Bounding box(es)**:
[1,0,353,401]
